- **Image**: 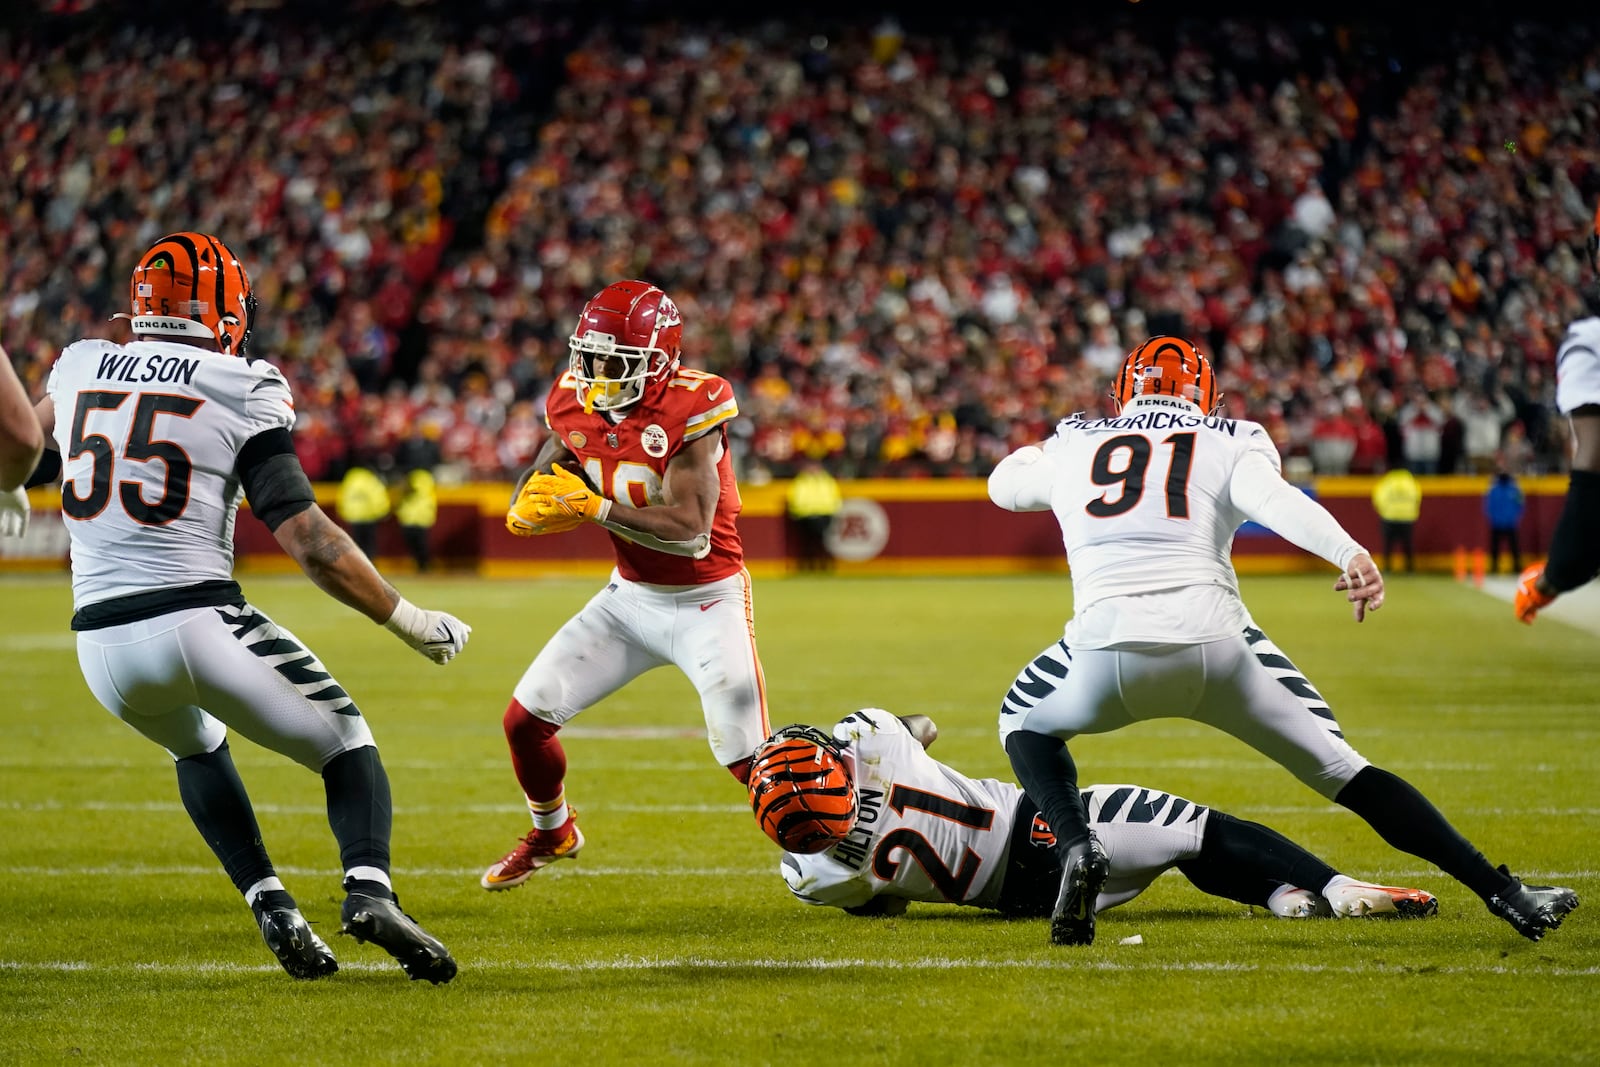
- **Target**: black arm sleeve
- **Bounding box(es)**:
[23,448,61,489]
[237,427,316,532]
[1543,469,1600,593]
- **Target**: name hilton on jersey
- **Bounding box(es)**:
[95,350,201,386]
[828,786,885,870]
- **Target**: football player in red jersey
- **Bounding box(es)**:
[481,280,770,890]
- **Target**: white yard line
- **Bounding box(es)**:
[0,956,1595,977]
[6,799,1597,818]
[2,864,1594,880]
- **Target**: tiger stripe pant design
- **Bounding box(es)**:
[77,603,374,769]
[997,626,1369,799]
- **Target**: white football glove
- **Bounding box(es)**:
[0,486,28,538]
[382,597,471,664]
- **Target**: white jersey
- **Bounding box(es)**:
[1555,317,1600,415]
[988,395,1364,647]
[46,338,295,611]
[781,709,1022,910]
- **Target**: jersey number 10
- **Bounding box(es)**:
[1086,432,1197,519]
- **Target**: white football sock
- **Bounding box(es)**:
[345,866,392,891]
[244,876,287,908]
[530,794,569,832]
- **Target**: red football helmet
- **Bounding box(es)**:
[568,280,683,412]
[1112,335,1220,414]
[747,725,858,854]
[116,232,256,355]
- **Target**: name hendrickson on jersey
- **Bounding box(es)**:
[827,786,884,871]
[94,349,201,386]
[1060,398,1239,435]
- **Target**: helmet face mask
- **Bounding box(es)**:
[569,332,654,412]
[121,232,256,356]
[1112,335,1221,415]
[568,280,682,413]
[747,724,858,854]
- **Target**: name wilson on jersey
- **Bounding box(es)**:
[94,349,202,386]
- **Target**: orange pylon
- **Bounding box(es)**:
[1471,548,1487,587]
[1454,546,1468,582]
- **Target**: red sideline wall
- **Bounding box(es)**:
[6,476,1568,578]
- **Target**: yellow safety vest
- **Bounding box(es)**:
[1371,470,1421,523]
[396,470,438,528]
[336,467,391,524]
[788,471,843,519]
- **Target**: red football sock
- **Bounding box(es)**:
[725,757,753,785]
[503,699,566,805]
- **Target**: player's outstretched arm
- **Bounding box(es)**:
[1519,409,1600,622]
[1229,450,1380,620]
[272,505,470,663]
[0,345,43,491]
[239,429,469,663]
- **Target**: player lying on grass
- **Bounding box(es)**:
[750,710,1437,922]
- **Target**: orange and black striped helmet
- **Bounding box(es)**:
[1112,335,1220,413]
[747,724,858,854]
[117,232,257,355]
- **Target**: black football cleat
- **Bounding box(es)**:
[341,891,458,984]
[253,899,339,980]
[1050,833,1110,946]
[1487,866,1579,942]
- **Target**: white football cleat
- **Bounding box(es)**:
[1322,877,1439,918]
[1267,885,1334,918]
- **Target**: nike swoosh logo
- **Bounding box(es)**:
[699,600,722,612]
[708,386,725,401]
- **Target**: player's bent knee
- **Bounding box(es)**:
[504,699,561,744]
[1305,756,1369,800]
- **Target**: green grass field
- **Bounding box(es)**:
[2,572,1596,1065]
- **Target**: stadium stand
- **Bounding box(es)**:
[4,3,1597,482]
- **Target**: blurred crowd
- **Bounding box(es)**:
[5,8,1599,483]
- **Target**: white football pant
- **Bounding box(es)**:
[77,603,374,768]
[512,567,770,765]
[998,626,1370,799]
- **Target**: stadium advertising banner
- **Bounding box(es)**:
[4,476,1572,576]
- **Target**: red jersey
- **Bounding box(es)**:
[544,366,744,585]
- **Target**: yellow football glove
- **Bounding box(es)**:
[506,472,585,537]
[538,462,612,523]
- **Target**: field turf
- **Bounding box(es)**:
[1,572,1596,1065]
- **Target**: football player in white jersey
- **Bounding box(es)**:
[752,711,1438,923]
[988,336,1578,946]
[10,233,470,982]
[1516,203,1600,622]
[0,342,44,532]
